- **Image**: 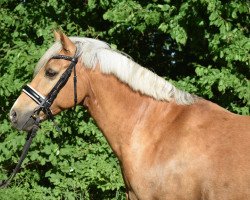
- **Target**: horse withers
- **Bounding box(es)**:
[10,31,250,200]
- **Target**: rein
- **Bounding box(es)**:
[0,52,79,188]
[0,118,39,188]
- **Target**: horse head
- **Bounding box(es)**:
[10,31,88,131]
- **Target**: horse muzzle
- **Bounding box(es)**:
[9,108,38,131]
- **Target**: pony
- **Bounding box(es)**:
[10,31,250,200]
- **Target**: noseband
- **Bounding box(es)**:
[22,53,79,120]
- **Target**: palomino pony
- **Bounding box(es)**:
[10,31,250,200]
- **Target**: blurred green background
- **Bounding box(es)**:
[0,0,249,199]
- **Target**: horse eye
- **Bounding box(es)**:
[45,69,58,78]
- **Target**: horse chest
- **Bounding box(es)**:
[122,140,206,200]
[120,148,203,200]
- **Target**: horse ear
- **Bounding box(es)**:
[53,30,61,41]
[60,32,76,54]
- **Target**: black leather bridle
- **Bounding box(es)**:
[23,53,79,119]
[0,51,79,188]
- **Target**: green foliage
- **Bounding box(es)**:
[0,0,249,199]
[102,0,249,114]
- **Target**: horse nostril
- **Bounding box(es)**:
[10,110,18,123]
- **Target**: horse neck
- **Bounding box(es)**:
[81,67,155,158]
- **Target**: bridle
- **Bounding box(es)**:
[0,51,79,188]
[23,53,79,120]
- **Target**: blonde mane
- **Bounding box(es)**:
[35,37,197,105]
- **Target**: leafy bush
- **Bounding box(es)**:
[0,0,249,199]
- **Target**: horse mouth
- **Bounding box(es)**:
[11,117,36,132]
[10,109,41,132]
[10,106,58,132]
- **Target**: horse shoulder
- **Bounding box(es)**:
[121,99,250,199]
